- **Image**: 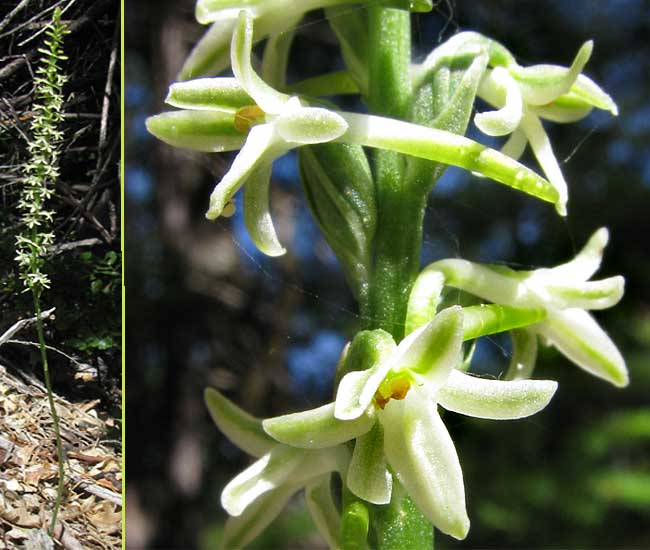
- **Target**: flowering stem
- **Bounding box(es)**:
[33,291,65,534]
[364,6,434,549]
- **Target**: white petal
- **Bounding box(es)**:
[204,388,275,458]
[347,422,392,505]
[437,370,557,419]
[231,10,289,114]
[548,227,609,282]
[544,275,625,310]
[276,105,348,144]
[398,306,464,387]
[513,41,593,105]
[537,309,628,387]
[222,484,297,549]
[206,124,280,220]
[380,389,469,540]
[305,476,341,550]
[475,67,523,136]
[520,112,568,216]
[165,78,252,111]
[243,162,286,256]
[263,402,374,448]
[504,329,538,381]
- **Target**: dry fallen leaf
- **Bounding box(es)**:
[2,505,41,528]
[87,501,121,534]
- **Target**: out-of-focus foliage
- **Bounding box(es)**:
[125,0,649,547]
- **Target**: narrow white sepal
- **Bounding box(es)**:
[231,10,289,114]
[520,112,568,216]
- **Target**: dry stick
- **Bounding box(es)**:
[0,308,56,347]
[0,0,36,34]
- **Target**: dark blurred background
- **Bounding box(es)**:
[125,1,650,548]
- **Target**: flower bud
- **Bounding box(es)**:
[299,143,376,301]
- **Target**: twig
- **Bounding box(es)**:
[69,474,122,506]
[0,0,36,35]
[0,308,56,347]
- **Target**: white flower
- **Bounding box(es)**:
[204,388,347,549]
[473,40,618,216]
[424,227,627,387]
[263,307,557,539]
[149,10,349,257]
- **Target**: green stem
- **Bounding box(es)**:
[32,292,65,535]
[364,6,434,549]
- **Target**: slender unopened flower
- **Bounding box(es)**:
[182,0,434,79]
[424,228,627,387]
[263,307,558,539]
[473,40,618,215]
[204,388,348,549]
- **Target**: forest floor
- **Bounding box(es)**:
[0,362,121,549]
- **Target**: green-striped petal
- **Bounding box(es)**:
[537,309,628,387]
[437,370,557,419]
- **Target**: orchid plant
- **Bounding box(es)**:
[147,2,626,548]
